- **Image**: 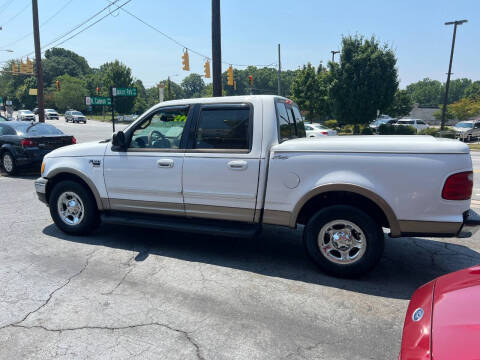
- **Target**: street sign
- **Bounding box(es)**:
[29,88,38,95]
[112,87,137,97]
[6,100,12,105]
[86,96,111,106]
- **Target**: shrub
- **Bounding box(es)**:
[360,127,374,135]
[418,127,456,139]
[378,124,416,135]
[395,125,416,135]
[324,119,338,129]
[378,124,396,135]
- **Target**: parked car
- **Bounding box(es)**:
[453,120,480,142]
[16,109,35,121]
[33,107,38,115]
[117,114,139,122]
[45,108,59,120]
[35,95,472,277]
[0,121,76,175]
[399,265,480,360]
[395,118,429,132]
[0,115,8,122]
[305,123,337,137]
[369,115,397,132]
[65,110,87,124]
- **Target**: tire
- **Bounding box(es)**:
[1,151,17,175]
[49,180,100,235]
[303,205,384,278]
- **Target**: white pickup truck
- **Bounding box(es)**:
[35,95,473,277]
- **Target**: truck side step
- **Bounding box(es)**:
[101,211,261,238]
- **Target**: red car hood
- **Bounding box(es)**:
[432,265,480,360]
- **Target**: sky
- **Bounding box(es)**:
[0,0,478,89]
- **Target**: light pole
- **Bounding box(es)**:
[440,19,467,130]
[0,49,13,52]
[331,50,340,62]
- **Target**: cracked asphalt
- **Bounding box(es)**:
[1,121,479,359]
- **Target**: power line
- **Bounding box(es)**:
[0,0,17,17]
[1,0,75,49]
[106,0,276,68]
[2,0,29,26]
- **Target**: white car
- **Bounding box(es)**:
[16,110,35,121]
[305,123,337,137]
[35,95,472,278]
[45,109,59,120]
[395,118,429,132]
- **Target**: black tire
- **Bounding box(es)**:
[49,180,100,235]
[1,151,17,175]
[303,205,384,278]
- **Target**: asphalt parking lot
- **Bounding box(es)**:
[1,121,480,359]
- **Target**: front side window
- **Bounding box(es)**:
[194,106,251,150]
[129,107,188,150]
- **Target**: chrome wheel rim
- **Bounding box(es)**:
[3,154,13,173]
[57,191,85,226]
[317,220,366,265]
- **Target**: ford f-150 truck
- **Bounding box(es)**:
[34,95,473,277]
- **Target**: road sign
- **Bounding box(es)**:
[29,88,38,95]
[112,87,137,97]
[86,96,111,106]
[6,100,12,105]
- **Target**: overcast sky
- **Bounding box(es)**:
[0,0,478,88]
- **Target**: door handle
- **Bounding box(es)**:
[227,160,248,171]
[157,159,174,168]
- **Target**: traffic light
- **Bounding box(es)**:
[227,65,234,86]
[25,58,34,74]
[96,87,100,95]
[204,59,210,78]
[182,49,190,71]
[56,80,60,91]
[11,62,18,75]
[233,80,237,91]
[248,75,253,86]
[19,60,26,73]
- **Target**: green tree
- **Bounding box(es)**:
[385,90,413,118]
[157,79,183,101]
[445,78,472,104]
[465,81,480,99]
[181,73,205,98]
[406,78,443,106]
[330,35,398,132]
[53,74,89,112]
[100,60,135,114]
[43,48,91,86]
[15,76,37,109]
[448,98,480,121]
[132,79,147,114]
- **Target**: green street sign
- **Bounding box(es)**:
[86,96,111,106]
[113,87,137,97]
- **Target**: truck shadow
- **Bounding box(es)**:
[43,223,480,300]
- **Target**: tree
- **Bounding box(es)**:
[53,74,89,112]
[132,79,147,114]
[181,73,205,98]
[465,81,480,99]
[100,60,135,114]
[385,90,413,118]
[291,63,330,121]
[15,76,37,109]
[43,48,91,86]
[406,78,443,107]
[445,78,472,104]
[448,98,480,121]
[330,35,398,132]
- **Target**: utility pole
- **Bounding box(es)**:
[441,19,468,130]
[277,44,281,96]
[110,86,115,132]
[167,76,171,100]
[32,0,45,123]
[211,0,222,97]
[331,50,340,63]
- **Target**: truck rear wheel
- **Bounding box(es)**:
[49,180,99,235]
[303,205,384,277]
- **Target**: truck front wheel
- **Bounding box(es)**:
[303,205,384,277]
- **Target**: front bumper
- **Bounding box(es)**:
[35,177,48,204]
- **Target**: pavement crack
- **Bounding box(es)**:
[0,249,96,330]
[9,322,205,360]
[101,249,137,295]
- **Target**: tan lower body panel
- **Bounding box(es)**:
[109,198,184,216]
[398,220,462,236]
[262,209,292,227]
[185,204,254,222]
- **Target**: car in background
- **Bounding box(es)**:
[65,110,87,124]
[33,107,39,115]
[45,108,59,120]
[395,118,429,132]
[453,120,480,142]
[369,115,397,132]
[0,115,8,122]
[0,121,76,175]
[16,110,35,121]
[305,123,337,137]
[117,114,139,122]
[398,265,480,360]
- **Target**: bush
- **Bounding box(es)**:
[378,124,416,135]
[418,127,456,139]
[324,119,338,129]
[360,127,374,135]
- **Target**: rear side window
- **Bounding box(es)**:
[195,106,251,150]
[276,101,306,142]
[291,105,306,137]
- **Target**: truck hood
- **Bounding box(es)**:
[272,135,469,154]
[44,141,109,158]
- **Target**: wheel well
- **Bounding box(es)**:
[296,191,390,229]
[46,173,96,205]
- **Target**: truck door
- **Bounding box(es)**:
[182,103,260,222]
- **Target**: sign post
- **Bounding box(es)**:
[111,87,115,133]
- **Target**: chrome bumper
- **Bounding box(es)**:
[34,177,48,204]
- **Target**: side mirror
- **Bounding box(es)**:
[112,131,126,148]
